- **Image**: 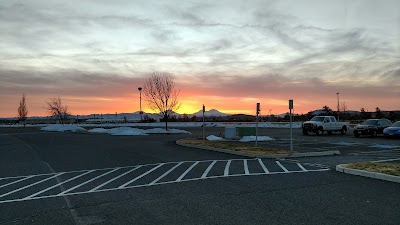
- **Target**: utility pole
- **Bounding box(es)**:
[336,92,340,121]
[138,87,143,121]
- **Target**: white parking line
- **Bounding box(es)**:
[244,159,250,175]
[0,159,330,204]
[275,161,289,173]
[0,176,34,189]
[119,164,164,188]
[24,171,93,199]
[176,162,199,182]
[90,166,142,192]
[58,169,118,195]
[257,158,270,174]
[297,163,308,172]
[0,173,64,198]
[224,160,232,176]
[201,160,217,178]
[149,162,183,185]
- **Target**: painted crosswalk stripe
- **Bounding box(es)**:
[297,163,308,172]
[119,164,164,188]
[244,159,250,175]
[24,171,93,199]
[275,161,289,172]
[224,160,232,176]
[58,169,119,195]
[201,160,217,178]
[0,173,64,198]
[150,162,183,185]
[0,176,34,189]
[89,166,143,192]
[176,162,199,181]
[257,159,269,174]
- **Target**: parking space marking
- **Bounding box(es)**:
[201,160,217,178]
[177,161,199,181]
[258,159,270,174]
[0,158,329,204]
[0,173,64,198]
[224,160,232,176]
[276,161,289,172]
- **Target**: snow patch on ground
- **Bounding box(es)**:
[368,144,400,149]
[41,125,191,135]
[107,127,147,136]
[41,124,86,132]
[206,135,225,141]
[239,136,275,142]
[87,127,190,135]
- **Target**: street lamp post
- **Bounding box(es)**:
[336,92,340,121]
[138,87,143,121]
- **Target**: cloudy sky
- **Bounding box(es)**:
[1,0,399,117]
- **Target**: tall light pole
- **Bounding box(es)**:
[336,92,340,121]
[138,87,143,121]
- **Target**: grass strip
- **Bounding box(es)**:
[345,162,400,176]
[177,139,296,155]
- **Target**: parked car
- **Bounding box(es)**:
[353,119,392,137]
[383,121,400,138]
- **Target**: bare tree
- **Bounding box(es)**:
[18,93,28,127]
[142,72,180,130]
[45,97,70,124]
[340,101,348,113]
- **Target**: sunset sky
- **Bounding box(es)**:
[1,0,399,117]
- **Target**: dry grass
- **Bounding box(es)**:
[345,162,400,176]
[177,139,296,155]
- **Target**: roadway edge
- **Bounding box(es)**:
[176,140,340,158]
[336,164,400,183]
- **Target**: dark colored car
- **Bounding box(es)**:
[353,119,392,137]
[383,121,400,138]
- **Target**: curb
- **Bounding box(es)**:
[336,164,400,183]
[176,141,340,159]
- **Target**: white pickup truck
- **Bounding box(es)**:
[302,116,349,135]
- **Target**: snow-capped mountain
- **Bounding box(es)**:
[191,109,230,117]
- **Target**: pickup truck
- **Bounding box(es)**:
[302,116,349,135]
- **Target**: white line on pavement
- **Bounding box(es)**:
[58,169,119,195]
[224,160,232,176]
[118,164,164,188]
[89,166,142,192]
[201,160,217,178]
[276,161,289,173]
[296,163,308,172]
[24,171,93,199]
[0,176,34,189]
[176,162,199,181]
[0,173,64,198]
[257,159,270,174]
[0,168,330,204]
[150,162,183,185]
[244,159,250,175]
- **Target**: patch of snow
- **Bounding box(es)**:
[108,127,147,136]
[333,141,358,146]
[88,128,109,133]
[41,124,86,132]
[86,127,190,135]
[368,144,400,149]
[206,135,224,141]
[239,136,275,142]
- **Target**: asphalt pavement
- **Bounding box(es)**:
[0,127,399,225]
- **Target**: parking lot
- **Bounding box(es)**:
[0,127,399,225]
